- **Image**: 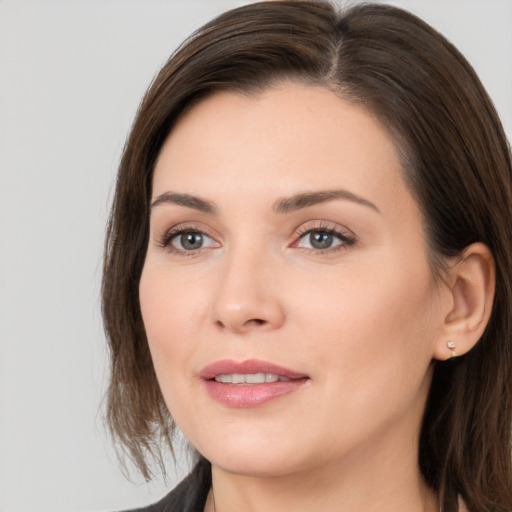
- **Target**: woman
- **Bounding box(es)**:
[102,1,512,511]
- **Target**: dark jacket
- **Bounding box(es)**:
[122,458,211,512]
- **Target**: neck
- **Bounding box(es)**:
[210,466,436,512]
[208,423,438,512]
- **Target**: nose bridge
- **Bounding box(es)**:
[212,235,284,333]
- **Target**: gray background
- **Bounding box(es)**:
[1,1,511,511]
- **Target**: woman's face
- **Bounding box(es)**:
[139,83,447,477]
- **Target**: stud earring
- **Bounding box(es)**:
[446,340,456,359]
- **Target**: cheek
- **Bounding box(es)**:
[290,253,438,391]
[139,265,200,382]
[139,265,209,434]
[283,261,437,454]
[298,256,434,325]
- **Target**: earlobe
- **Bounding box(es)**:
[433,242,495,361]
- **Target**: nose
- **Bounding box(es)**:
[211,246,285,334]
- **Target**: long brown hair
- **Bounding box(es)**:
[102,2,512,510]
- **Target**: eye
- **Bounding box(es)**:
[293,226,355,252]
[171,230,217,251]
[159,227,220,254]
[303,231,338,250]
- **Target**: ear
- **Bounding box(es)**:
[433,242,496,361]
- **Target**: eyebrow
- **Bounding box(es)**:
[273,189,380,214]
[150,188,379,215]
[151,192,217,214]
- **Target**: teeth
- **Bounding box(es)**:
[246,373,269,383]
[232,374,245,384]
[214,373,291,384]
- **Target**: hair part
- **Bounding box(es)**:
[102,2,512,509]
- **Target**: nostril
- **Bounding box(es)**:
[215,317,267,331]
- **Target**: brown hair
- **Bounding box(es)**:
[102,2,512,510]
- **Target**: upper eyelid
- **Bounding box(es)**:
[293,220,355,238]
[157,221,216,237]
[156,222,219,247]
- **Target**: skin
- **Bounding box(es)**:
[139,83,491,511]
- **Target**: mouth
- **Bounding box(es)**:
[200,359,309,408]
[213,373,293,384]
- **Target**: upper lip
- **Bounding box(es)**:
[199,359,309,380]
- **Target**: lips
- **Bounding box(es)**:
[200,359,309,408]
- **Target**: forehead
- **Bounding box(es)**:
[152,83,408,214]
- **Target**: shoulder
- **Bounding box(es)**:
[116,458,211,512]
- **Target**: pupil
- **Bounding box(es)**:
[181,232,203,250]
[310,231,333,249]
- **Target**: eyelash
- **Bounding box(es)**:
[158,223,218,256]
[291,222,356,254]
[158,222,356,256]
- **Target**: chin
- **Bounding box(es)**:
[208,450,305,478]
[185,429,299,477]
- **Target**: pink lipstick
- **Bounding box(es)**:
[200,359,309,408]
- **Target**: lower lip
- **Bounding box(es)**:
[204,379,308,408]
